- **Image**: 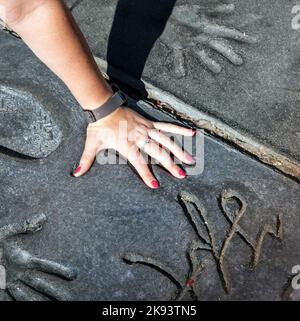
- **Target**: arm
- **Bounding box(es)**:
[0,0,195,189]
[0,0,112,110]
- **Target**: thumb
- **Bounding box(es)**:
[72,141,98,177]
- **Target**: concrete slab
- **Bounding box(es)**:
[0,33,299,300]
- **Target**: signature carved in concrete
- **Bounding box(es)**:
[161,3,257,77]
[0,214,77,301]
[179,189,283,294]
[124,189,283,300]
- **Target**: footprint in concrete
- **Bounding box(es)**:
[0,82,63,158]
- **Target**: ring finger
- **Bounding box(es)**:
[148,129,194,164]
[137,138,187,179]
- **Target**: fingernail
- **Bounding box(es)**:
[151,180,159,189]
[186,154,195,163]
[178,169,187,178]
[72,164,82,176]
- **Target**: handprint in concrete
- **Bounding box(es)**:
[0,214,77,301]
[161,3,258,77]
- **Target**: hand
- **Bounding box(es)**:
[72,106,196,189]
[0,214,77,301]
[1,241,76,301]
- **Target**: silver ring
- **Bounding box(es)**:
[140,138,152,152]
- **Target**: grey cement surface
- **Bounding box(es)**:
[0,33,299,300]
[0,83,63,158]
[68,0,300,161]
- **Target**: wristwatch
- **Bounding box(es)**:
[84,91,127,123]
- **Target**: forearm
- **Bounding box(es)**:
[0,0,112,110]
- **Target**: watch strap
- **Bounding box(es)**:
[84,91,127,123]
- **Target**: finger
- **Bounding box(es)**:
[73,140,99,177]
[208,40,243,65]
[148,129,194,164]
[30,257,77,281]
[173,48,186,78]
[195,49,222,73]
[3,241,76,281]
[203,24,258,44]
[137,140,187,179]
[126,145,159,189]
[153,122,196,136]
[7,282,47,301]
[20,272,72,301]
[207,3,235,15]
[0,214,46,241]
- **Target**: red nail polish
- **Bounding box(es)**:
[151,180,159,189]
[178,169,186,177]
[73,166,82,176]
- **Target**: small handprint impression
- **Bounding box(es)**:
[161,3,257,77]
[0,214,77,301]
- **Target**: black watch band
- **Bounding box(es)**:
[84,91,127,123]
